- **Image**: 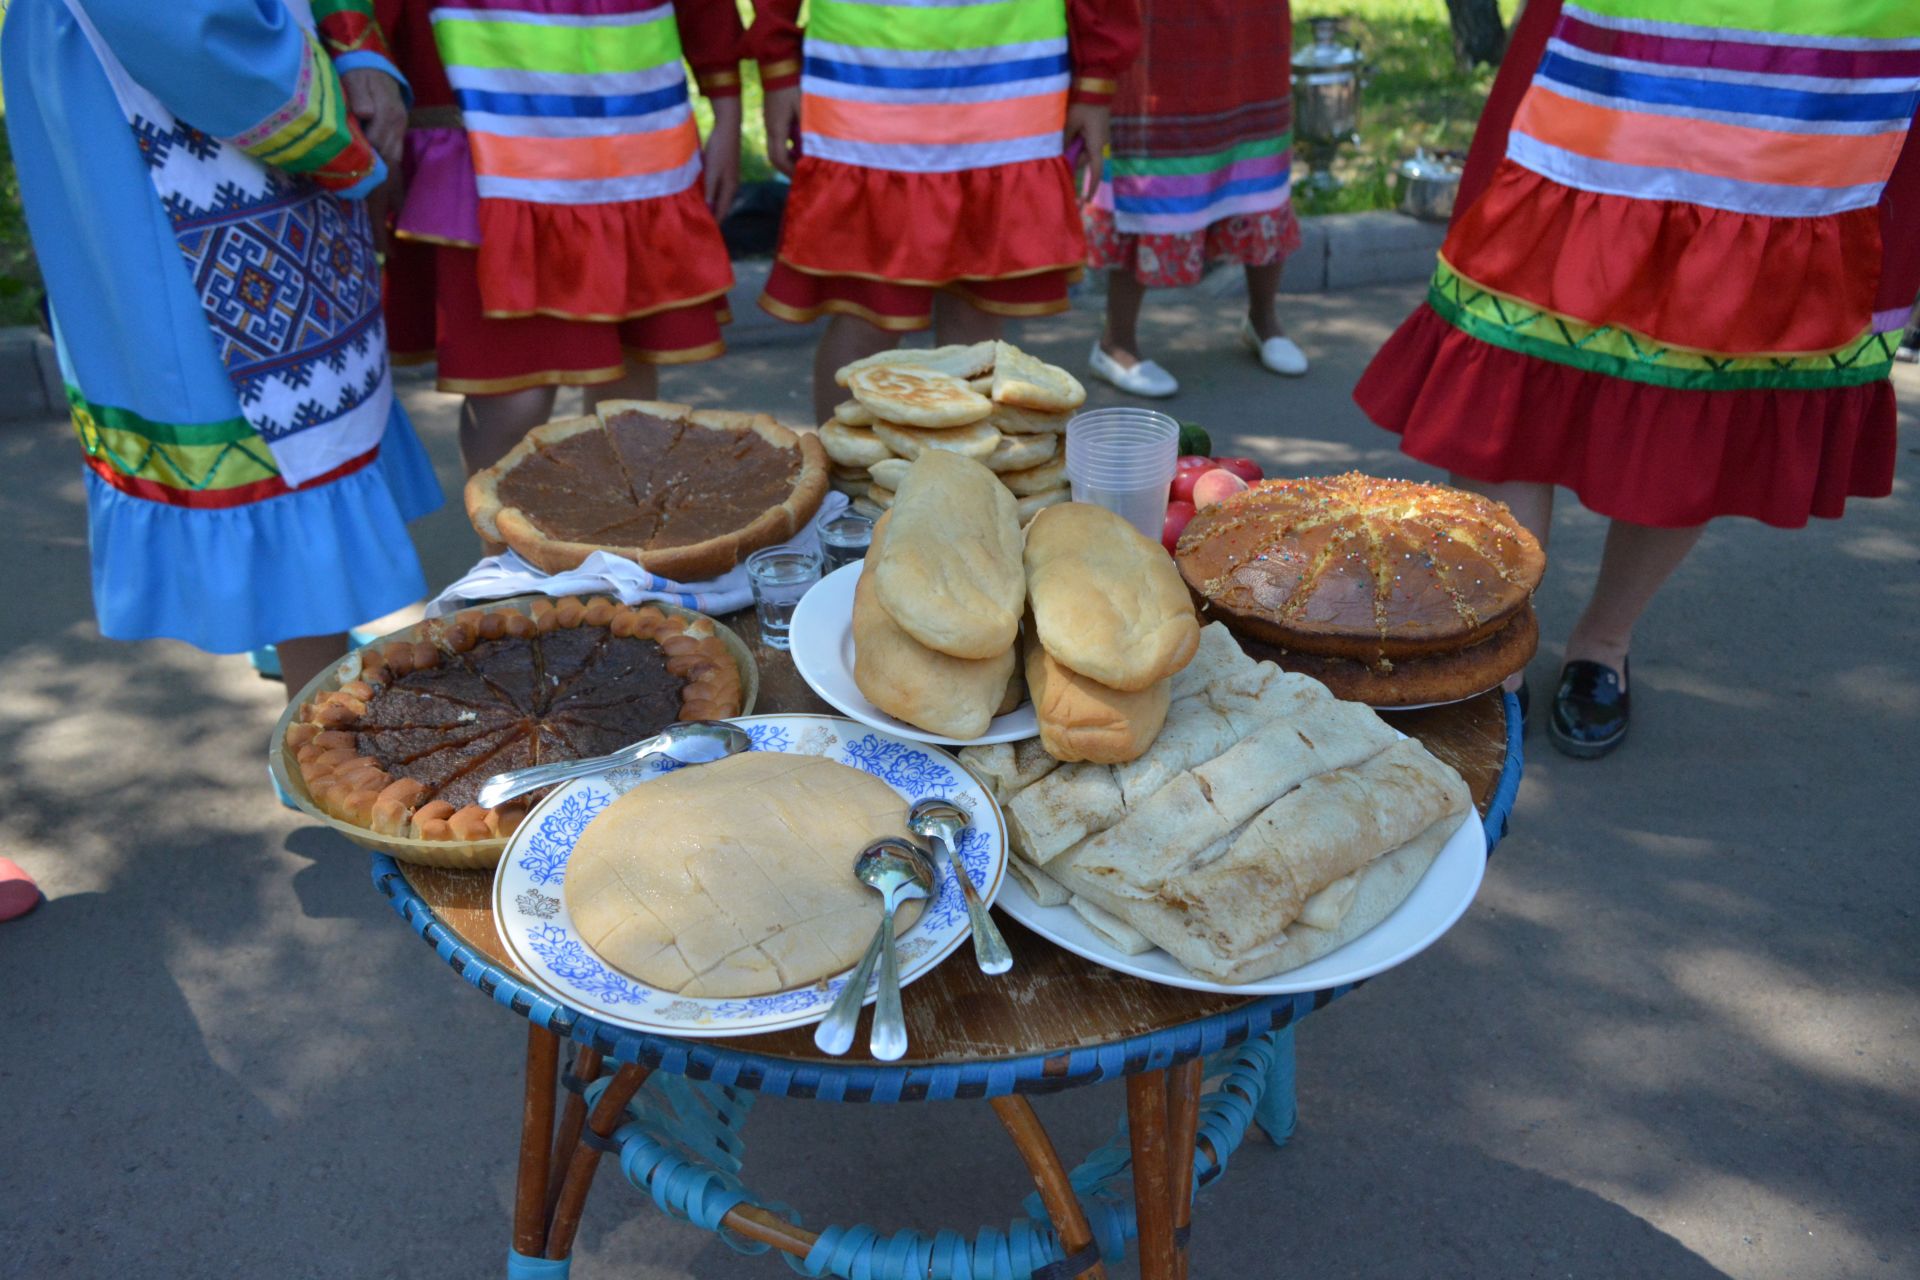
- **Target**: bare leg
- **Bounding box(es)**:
[1449,477,1554,692]
[276,633,350,699]
[1245,261,1286,341]
[1101,269,1150,366]
[460,385,559,477]
[582,365,660,409]
[1563,520,1705,691]
[933,290,1006,346]
[813,314,900,423]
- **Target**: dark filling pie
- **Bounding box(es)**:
[496,411,802,546]
[288,599,746,841]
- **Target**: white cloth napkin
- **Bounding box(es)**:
[426,491,850,618]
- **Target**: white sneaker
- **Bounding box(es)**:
[1241,318,1309,376]
[1087,342,1180,398]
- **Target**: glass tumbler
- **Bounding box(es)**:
[819,511,875,573]
[745,544,822,650]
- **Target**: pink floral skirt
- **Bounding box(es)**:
[1085,203,1303,288]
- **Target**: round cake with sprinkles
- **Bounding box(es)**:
[1174,474,1544,704]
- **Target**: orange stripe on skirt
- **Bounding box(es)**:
[801,91,1067,147]
[468,123,699,181]
[1514,85,1908,191]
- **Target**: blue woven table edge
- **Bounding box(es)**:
[372,692,1522,1101]
[1484,689,1524,857]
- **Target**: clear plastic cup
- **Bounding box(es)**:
[1064,408,1180,540]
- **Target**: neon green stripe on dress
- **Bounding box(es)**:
[1567,0,1920,42]
[1108,136,1290,177]
[1428,260,1896,391]
[68,389,281,490]
[433,14,680,75]
[809,0,1066,53]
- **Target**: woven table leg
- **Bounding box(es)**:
[1165,1059,1203,1280]
[990,1096,1108,1280]
[544,1063,652,1261]
[548,1046,605,1218]
[1126,1071,1177,1280]
[514,1026,562,1259]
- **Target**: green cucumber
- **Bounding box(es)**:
[1178,421,1212,457]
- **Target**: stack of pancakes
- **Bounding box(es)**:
[819,341,1080,523]
[1173,473,1544,705]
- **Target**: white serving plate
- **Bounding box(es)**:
[492,714,1007,1038]
[994,808,1487,995]
[788,562,1039,747]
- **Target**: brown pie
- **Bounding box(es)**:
[1175,474,1544,704]
[466,400,830,579]
[284,598,744,841]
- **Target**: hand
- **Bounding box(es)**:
[1063,102,1110,201]
[763,84,801,178]
[703,96,742,221]
[341,67,406,172]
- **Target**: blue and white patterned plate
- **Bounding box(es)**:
[491,715,1008,1039]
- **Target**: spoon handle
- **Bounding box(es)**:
[475,734,662,809]
[813,923,886,1056]
[869,903,908,1061]
[937,835,1013,975]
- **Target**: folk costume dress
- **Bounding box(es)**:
[379,0,744,393]
[751,0,1141,329]
[1,0,442,653]
[1085,0,1303,288]
[1354,0,1920,529]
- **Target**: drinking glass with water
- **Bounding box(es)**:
[819,512,874,573]
[746,544,822,650]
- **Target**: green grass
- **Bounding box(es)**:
[1290,0,1519,215]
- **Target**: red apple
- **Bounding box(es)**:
[1169,455,1214,504]
[1212,456,1263,483]
[1162,500,1197,552]
[1191,468,1250,509]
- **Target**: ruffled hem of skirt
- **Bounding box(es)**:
[776,155,1085,284]
[1353,304,1897,530]
[86,404,444,653]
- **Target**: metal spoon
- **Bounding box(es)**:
[907,798,1012,975]
[813,837,935,1060]
[474,720,752,810]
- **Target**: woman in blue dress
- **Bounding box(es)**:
[2,0,443,698]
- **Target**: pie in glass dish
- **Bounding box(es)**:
[283,597,745,843]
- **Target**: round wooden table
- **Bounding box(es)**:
[372,615,1521,1280]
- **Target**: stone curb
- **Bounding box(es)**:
[0,211,1446,398]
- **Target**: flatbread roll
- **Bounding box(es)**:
[1069,895,1155,954]
[831,476,871,498]
[1000,456,1067,496]
[836,342,996,387]
[991,340,1086,411]
[872,418,1001,462]
[819,421,896,468]
[867,484,895,509]
[1026,502,1199,692]
[1016,489,1069,524]
[1009,856,1071,907]
[867,457,911,491]
[983,431,1058,474]
[1003,761,1123,865]
[833,399,877,426]
[958,737,1059,800]
[1026,632,1170,765]
[871,451,1024,659]
[989,402,1071,436]
[849,366,993,428]
[851,515,1016,739]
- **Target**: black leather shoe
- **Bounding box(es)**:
[1549,658,1629,758]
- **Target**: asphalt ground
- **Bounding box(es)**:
[1,281,1915,1279]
